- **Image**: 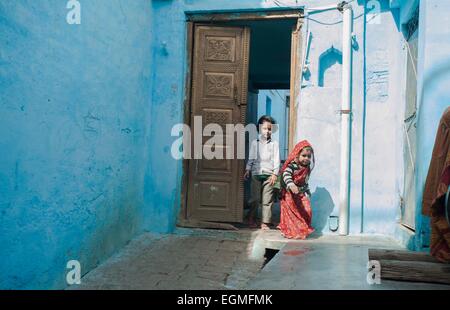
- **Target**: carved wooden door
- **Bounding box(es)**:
[186,25,250,223]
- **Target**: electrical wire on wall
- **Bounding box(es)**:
[264,1,365,86]
[300,1,367,87]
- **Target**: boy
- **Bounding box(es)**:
[244,115,280,229]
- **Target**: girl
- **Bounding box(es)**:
[277,140,315,239]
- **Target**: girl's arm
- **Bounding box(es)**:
[282,164,298,193]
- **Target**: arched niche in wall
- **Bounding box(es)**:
[318,46,342,88]
[367,0,381,25]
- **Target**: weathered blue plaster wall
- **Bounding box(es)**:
[362,0,404,236]
[414,0,450,250]
[144,0,187,233]
[0,0,153,289]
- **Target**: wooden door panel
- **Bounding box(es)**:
[186,25,250,223]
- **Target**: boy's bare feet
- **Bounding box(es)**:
[260,223,271,230]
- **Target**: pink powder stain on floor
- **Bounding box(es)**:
[283,249,309,256]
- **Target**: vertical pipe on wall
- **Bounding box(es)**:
[360,1,368,234]
[339,3,353,236]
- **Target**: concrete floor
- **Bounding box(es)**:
[70,229,265,290]
[249,233,450,290]
[69,227,450,290]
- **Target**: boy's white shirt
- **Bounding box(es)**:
[246,136,280,175]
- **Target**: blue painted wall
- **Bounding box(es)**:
[361,0,404,236]
[0,0,153,289]
[143,0,186,234]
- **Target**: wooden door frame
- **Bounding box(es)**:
[178,10,305,228]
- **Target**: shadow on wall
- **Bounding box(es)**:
[311,187,335,235]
